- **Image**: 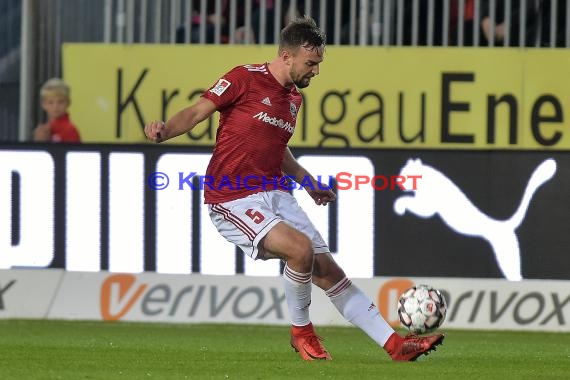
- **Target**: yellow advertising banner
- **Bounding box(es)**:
[63,44,570,149]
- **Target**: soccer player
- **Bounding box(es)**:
[144,16,443,362]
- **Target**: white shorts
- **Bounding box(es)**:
[208,190,329,260]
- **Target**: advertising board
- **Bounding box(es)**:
[1,144,567,280]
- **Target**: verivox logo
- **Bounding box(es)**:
[99,273,288,322]
[100,274,147,321]
[375,278,570,330]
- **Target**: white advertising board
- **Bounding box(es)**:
[350,277,570,332]
[48,272,291,324]
[0,269,63,318]
[47,271,570,332]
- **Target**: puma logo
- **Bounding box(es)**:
[394,158,557,281]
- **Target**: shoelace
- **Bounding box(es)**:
[304,335,327,355]
[401,335,426,355]
[401,340,423,354]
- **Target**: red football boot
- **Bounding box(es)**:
[290,323,332,361]
[385,332,444,361]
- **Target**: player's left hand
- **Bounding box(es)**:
[307,187,336,206]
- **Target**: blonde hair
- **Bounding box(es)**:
[40,78,70,101]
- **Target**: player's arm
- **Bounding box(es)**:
[282,147,336,205]
[144,97,217,143]
[282,147,311,183]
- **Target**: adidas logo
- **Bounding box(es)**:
[261,97,272,106]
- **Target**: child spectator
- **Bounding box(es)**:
[33,78,81,143]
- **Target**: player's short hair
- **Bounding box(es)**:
[40,78,71,101]
[279,16,326,53]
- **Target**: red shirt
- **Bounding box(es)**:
[50,113,81,143]
[201,63,302,203]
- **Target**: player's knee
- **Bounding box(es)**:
[314,258,345,280]
[289,233,314,270]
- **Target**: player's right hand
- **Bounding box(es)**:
[144,120,166,143]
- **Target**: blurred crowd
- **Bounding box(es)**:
[456,0,568,47]
[175,0,568,47]
[24,0,569,143]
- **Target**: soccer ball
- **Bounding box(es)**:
[397,284,447,334]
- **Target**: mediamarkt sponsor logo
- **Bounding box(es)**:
[253,111,294,133]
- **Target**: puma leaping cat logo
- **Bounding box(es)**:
[394,158,557,281]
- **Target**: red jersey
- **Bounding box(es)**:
[50,113,81,143]
[201,63,302,204]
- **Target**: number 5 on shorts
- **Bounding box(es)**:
[245,208,265,224]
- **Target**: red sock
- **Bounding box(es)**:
[383,332,402,352]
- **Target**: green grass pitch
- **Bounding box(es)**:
[1,320,568,379]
